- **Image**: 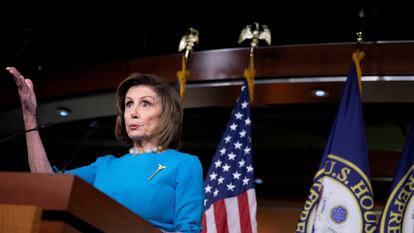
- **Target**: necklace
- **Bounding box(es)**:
[129,146,164,156]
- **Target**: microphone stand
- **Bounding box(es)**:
[0,123,52,143]
[59,121,99,173]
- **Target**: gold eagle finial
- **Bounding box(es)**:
[238,22,271,52]
[178,27,199,59]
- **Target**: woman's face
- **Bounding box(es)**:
[124,85,163,145]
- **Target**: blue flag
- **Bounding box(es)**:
[379,122,414,232]
[296,52,378,233]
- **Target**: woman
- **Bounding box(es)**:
[6,67,204,233]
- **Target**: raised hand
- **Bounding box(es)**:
[6,67,37,118]
[6,67,52,173]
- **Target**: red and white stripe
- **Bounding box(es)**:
[202,189,257,233]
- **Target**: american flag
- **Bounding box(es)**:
[202,83,257,233]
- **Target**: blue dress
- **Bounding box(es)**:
[65,149,204,233]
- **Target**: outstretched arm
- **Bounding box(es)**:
[6,67,52,173]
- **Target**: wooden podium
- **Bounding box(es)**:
[0,172,160,233]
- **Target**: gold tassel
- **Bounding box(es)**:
[352,51,365,94]
[176,56,190,99]
[243,53,255,102]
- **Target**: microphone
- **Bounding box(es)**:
[0,122,53,143]
[60,120,100,173]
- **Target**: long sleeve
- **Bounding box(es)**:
[173,156,204,233]
[64,155,114,184]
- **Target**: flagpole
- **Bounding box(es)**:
[238,22,271,103]
[353,31,364,94]
[177,27,199,99]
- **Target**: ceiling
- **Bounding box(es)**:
[1,2,414,205]
[1,1,413,73]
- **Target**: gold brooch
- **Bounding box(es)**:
[148,164,167,180]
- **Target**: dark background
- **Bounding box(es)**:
[1,1,414,205]
[1,1,413,73]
